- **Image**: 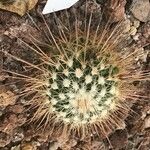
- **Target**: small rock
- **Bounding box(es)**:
[130,0,150,22]
[144,116,150,129]
[33,141,41,147]
[11,145,21,150]
[123,19,131,33]
[133,33,140,41]
[133,20,140,28]
[12,129,24,143]
[136,48,149,63]
[147,109,150,114]
[49,142,60,150]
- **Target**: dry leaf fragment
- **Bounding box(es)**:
[0,0,38,16]
[0,87,16,107]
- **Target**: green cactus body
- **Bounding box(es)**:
[47,51,119,124]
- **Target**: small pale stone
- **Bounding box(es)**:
[11,145,21,150]
[123,19,131,33]
[133,20,140,28]
[129,26,137,36]
[144,116,150,129]
[133,34,140,41]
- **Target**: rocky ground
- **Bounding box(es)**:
[0,0,150,149]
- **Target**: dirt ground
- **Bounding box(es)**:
[0,0,150,149]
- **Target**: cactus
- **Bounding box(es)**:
[1,1,149,139]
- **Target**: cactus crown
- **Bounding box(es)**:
[47,48,119,124]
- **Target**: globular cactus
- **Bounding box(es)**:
[2,0,149,139]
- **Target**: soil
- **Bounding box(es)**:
[0,0,150,150]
